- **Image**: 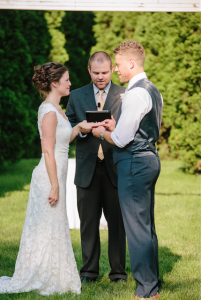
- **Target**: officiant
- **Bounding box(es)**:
[65,51,127,282]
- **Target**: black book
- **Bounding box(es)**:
[86,110,111,122]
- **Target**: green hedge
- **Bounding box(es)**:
[61,11,96,93]
[0,10,51,167]
[1,11,200,174]
[0,10,96,168]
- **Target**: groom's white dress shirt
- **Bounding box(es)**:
[111,72,163,148]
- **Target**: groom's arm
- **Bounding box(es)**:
[92,126,116,145]
[93,88,153,147]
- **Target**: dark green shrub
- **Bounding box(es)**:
[61,11,96,95]
[0,10,51,167]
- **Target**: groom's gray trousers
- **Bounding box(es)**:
[117,153,161,298]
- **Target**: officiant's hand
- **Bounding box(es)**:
[103,115,116,132]
[92,126,105,138]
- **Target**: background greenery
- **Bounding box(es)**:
[91,12,201,173]
[0,159,200,299]
[0,10,95,168]
[0,10,52,164]
[0,11,200,173]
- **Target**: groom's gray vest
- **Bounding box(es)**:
[113,78,163,164]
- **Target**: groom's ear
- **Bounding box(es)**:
[129,59,135,69]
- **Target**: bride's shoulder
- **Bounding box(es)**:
[38,102,56,113]
[38,102,57,121]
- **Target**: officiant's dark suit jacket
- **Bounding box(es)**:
[66,81,125,188]
[66,81,126,281]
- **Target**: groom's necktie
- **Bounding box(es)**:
[97,89,105,160]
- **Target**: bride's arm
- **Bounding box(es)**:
[41,111,59,206]
[69,121,95,143]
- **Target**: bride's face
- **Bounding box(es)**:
[55,71,71,96]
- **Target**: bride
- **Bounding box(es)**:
[0,62,95,295]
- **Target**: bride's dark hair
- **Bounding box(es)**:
[32,62,68,93]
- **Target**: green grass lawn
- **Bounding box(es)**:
[0,159,200,300]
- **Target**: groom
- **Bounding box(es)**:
[92,41,163,299]
[66,51,127,282]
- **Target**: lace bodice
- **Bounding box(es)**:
[38,103,72,153]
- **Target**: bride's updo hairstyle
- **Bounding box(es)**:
[32,62,68,94]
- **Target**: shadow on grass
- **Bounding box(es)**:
[158,246,181,283]
[156,192,201,196]
[0,159,40,197]
[0,243,19,276]
[0,240,183,299]
[80,238,182,286]
[162,278,200,293]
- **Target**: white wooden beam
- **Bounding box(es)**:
[0,0,200,12]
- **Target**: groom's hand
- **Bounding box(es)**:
[103,116,116,132]
[92,126,105,138]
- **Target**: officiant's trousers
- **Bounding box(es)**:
[77,159,127,281]
[117,154,161,298]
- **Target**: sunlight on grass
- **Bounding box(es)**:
[0,159,200,300]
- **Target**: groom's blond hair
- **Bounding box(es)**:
[114,40,145,67]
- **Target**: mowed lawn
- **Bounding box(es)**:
[0,158,200,300]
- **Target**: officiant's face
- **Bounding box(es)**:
[88,61,114,89]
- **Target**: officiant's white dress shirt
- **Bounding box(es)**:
[93,81,111,104]
[111,72,163,148]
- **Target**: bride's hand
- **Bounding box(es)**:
[48,185,59,206]
[79,120,95,133]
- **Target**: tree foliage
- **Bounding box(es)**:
[0,10,51,167]
[0,10,96,168]
[45,11,69,64]
[1,11,200,173]
[91,12,141,86]
[92,12,201,173]
[61,11,96,95]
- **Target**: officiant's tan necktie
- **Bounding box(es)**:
[97,90,105,160]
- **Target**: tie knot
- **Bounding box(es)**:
[99,89,104,96]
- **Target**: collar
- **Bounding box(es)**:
[93,81,111,95]
[127,72,147,90]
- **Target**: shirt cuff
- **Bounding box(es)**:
[111,131,125,148]
[79,132,87,138]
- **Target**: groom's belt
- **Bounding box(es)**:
[131,151,156,158]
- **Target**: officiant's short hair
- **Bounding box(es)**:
[114,40,145,67]
[88,52,112,69]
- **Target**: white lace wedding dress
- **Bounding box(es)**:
[0,103,81,295]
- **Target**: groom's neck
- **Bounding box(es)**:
[128,68,144,82]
